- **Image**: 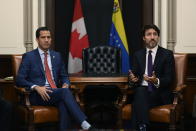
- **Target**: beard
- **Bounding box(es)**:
[146,40,158,49]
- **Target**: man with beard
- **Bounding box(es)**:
[129,24,175,131]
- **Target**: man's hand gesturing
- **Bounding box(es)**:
[129,70,139,83]
[143,71,158,84]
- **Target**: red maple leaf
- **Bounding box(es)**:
[69,30,89,59]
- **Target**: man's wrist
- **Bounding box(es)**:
[62,83,69,88]
[154,78,160,88]
[154,78,158,84]
[31,85,38,90]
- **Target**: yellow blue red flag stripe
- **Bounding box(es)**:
[109,0,130,73]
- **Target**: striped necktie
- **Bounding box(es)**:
[44,52,57,88]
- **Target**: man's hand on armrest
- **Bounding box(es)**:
[62,83,69,88]
[31,85,37,90]
[34,86,53,101]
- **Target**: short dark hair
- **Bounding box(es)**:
[36,27,50,38]
[142,24,160,37]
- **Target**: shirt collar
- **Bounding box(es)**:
[146,45,158,54]
[38,47,50,56]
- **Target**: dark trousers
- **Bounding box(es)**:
[131,86,172,129]
[0,99,12,131]
[30,88,86,130]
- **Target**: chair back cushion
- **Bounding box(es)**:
[82,45,121,75]
[12,55,22,79]
[173,53,187,88]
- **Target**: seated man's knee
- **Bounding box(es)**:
[59,88,72,97]
[134,86,148,97]
[135,86,148,92]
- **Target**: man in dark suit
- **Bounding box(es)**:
[129,24,175,131]
[16,27,91,130]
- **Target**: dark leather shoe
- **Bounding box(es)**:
[88,126,97,131]
[138,123,147,131]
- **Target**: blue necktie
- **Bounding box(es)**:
[147,50,153,92]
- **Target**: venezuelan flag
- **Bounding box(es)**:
[109,0,130,73]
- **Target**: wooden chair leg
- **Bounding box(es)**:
[169,109,176,131]
[195,119,196,131]
[28,124,35,131]
[117,109,123,128]
[27,109,35,131]
[179,115,185,131]
[169,125,176,131]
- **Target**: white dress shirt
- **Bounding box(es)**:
[141,45,160,88]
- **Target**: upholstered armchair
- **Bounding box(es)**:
[12,55,59,131]
[122,53,188,130]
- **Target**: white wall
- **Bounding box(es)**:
[32,0,39,49]
[175,0,196,53]
[0,0,196,54]
[154,0,196,53]
[154,0,168,49]
[0,0,25,54]
[0,0,40,54]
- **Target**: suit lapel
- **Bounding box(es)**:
[141,49,146,74]
[153,46,162,71]
[34,49,45,75]
[50,50,56,80]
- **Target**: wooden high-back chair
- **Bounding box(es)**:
[122,53,187,130]
[81,45,128,128]
[82,45,122,75]
[12,55,59,131]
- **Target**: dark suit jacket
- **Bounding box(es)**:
[16,48,70,90]
[132,46,175,90]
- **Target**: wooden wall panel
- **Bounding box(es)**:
[0,55,12,79]
[185,54,196,114]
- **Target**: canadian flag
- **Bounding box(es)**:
[68,0,89,73]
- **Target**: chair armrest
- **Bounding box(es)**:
[172,84,186,105]
[173,84,186,93]
[14,86,32,107]
[15,87,31,94]
[116,85,129,108]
